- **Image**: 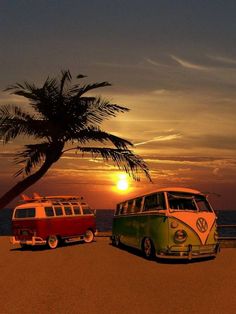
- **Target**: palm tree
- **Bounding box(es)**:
[0,70,151,209]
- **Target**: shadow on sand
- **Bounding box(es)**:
[109,242,215,264]
[10,239,97,252]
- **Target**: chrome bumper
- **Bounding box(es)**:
[157,243,220,260]
[10,236,47,246]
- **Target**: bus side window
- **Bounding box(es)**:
[73,206,81,215]
[115,204,120,215]
[120,202,127,215]
[126,200,133,214]
[55,207,63,216]
[45,207,54,217]
[143,193,166,211]
[82,207,93,215]
[157,193,166,210]
[133,197,143,213]
[64,206,73,215]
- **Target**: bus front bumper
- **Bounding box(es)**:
[10,236,47,246]
[156,243,220,260]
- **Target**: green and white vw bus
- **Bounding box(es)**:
[111,187,219,260]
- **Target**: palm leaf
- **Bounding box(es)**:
[68,126,133,149]
[0,105,46,143]
[59,70,72,96]
[70,81,111,97]
[71,97,130,126]
[77,147,151,181]
[14,143,50,176]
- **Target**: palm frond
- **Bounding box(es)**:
[68,97,129,126]
[69,126,133,149]
[70,81,111,97]
[14,142,50,176]
[0,105,46,143]
[4,81,39,101]
[77,147,151,181]
[4,76,60,120]
[59,70,72,96]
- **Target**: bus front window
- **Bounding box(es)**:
[168,192,212,212]
[195,196,212,212]
[168,196,197,211]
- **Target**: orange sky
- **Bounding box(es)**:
[0,1,236,210]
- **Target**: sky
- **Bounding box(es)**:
[0,0,236,209]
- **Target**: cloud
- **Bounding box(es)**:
[144,156,236,172]
[213,167,220,176]
[144,58,165,67]
[190,134,236,150]
[134,133,182,146]
[0,151,16,158]
[152,89,168,95]
[95,61,135,68]
[0,93,30,105]
[94,61,148,71]
[171,55,210,71]
[207,55,236,65]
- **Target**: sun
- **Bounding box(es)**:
[116,174,129,191]
[117,179,129,191]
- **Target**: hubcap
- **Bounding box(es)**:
[48,236,58,249]
[85,230,94,242]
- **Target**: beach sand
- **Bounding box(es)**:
[0,237,236,314]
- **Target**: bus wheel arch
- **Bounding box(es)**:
[84,229,94,243]
[47,235,59,249]
[142,237,155,259]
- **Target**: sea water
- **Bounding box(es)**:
[96,210,236,238]
[1,208,236,237]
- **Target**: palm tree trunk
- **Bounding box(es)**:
[0,159,54,209]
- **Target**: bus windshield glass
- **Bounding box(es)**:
[167,192,212,212]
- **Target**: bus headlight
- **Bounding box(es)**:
[174,230,188,243]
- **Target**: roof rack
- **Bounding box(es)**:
[19,194,83,203]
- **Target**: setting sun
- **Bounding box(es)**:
[116,174,129,191]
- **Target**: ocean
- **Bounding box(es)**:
[96,210,236,238]
[1,208,236,238]
[216,210,236,238]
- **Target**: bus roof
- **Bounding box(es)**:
[117,187,203,204]
[152,187,201,194]
[18,194,83,203]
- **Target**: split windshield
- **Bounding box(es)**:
[167,192,212,212]
[15,208,36,218]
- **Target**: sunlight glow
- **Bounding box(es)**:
[116,173,129,192]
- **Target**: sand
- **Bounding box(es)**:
[0,237,236,314]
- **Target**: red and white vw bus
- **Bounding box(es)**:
[10,194,96,249]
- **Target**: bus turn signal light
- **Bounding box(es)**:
[171,221,179,228]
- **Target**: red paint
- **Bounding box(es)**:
[10,196,96,248]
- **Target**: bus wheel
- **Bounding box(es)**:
[47,235,59,249]
[143,238,155,259]
[84,230,94,243]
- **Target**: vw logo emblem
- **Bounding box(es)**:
[196,218,208,233]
